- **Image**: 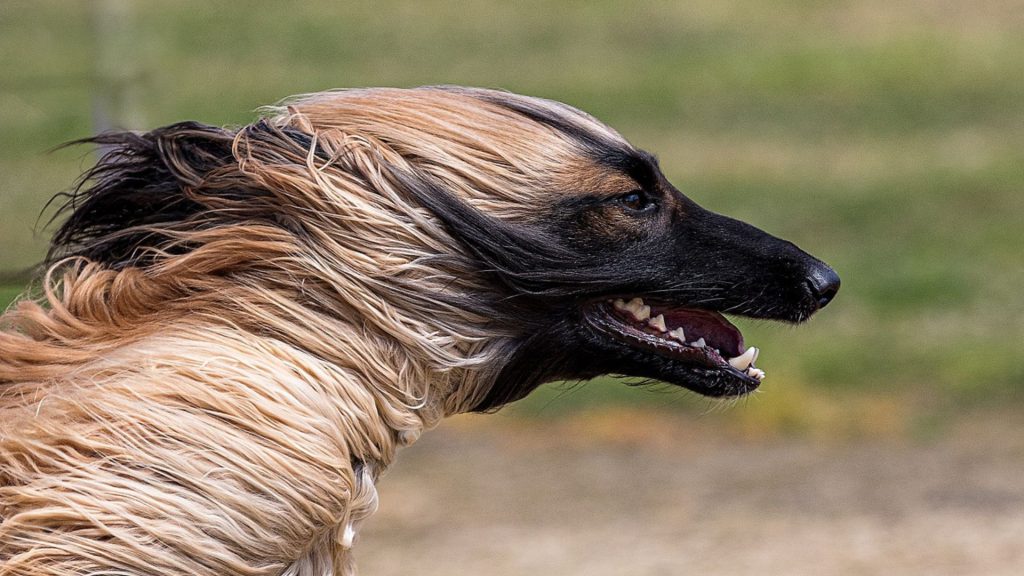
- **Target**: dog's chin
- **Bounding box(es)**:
[579,297,763,398]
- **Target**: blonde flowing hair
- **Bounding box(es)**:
[0,87,633,575]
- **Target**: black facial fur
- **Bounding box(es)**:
[390,153,838,411]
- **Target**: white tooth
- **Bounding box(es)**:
[622,298,650,321]
[648,314,666,332]
[691,338,706,348]
[729,347,758,371]
[747,367,766,381]
[751,347,759,366]
[613,299,627,311]
[669,328,686,342]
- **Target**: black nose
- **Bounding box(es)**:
[806,264,840,309]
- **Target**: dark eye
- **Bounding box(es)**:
[615,190,656,213]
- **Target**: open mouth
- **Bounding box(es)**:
[584,297,764,396]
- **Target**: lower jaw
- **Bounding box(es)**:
[582,306,761,396]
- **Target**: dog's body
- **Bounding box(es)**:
[0,87,837,575]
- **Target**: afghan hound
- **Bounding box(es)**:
[0,86,839,575]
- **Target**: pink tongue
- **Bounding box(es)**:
[657,308,744,357]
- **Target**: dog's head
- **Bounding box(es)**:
[52,86,838,414]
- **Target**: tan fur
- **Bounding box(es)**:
[0,87,632,575]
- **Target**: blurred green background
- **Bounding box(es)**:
[2,0,1023,437]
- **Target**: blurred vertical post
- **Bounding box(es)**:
[92,0,144,147]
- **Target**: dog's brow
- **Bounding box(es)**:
[595,148,660,190]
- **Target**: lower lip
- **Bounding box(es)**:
[584,307,731,370]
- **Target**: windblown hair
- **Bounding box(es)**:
[0,87,640,575]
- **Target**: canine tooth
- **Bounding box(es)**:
[669,328,686,342]
[648,314,666,332]
[691,338,706,348]
[728,347,758,371]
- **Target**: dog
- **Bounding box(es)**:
[0,86,838,575]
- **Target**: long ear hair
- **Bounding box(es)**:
[39,96,657,391]
[48,122,236,267]
[36,116,507,373]
[390,166,658,302]
[47,116,647,315]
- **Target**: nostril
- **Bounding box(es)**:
[806,265,840,309]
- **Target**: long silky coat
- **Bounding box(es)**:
[0,87,837,575]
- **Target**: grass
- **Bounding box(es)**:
[0,286,24,310]
[2,0,1022,430]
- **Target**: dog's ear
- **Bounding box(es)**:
[387,165,578,297]
[387,163,656,303]
[48,123,237,268]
